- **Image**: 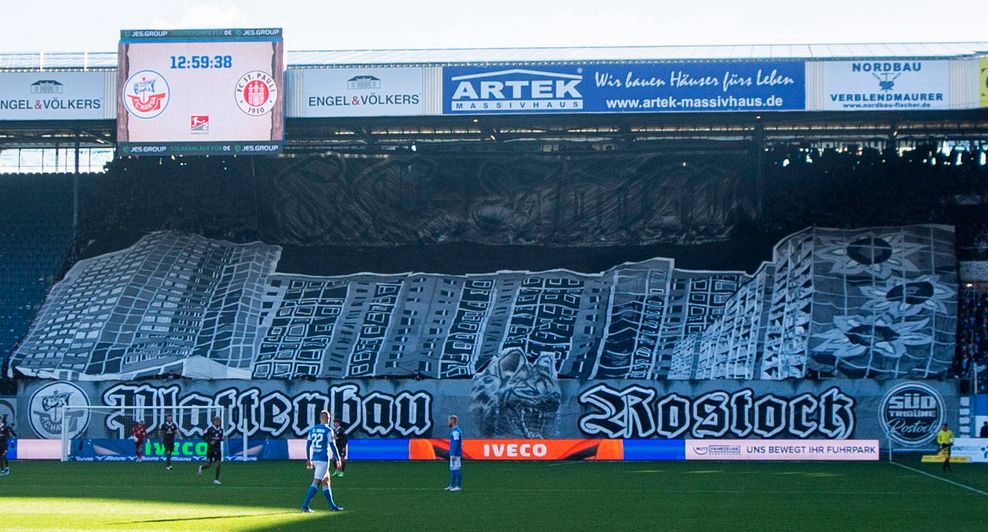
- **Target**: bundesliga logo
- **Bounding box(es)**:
[123,70,169,119]
[190,115,209,133]
[235,71,277,116]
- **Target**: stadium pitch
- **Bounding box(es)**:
[0,460,985,531]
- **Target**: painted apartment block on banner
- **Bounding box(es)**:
[10,225,956,382]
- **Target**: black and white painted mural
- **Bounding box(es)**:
[10,224,956,382]
[15,377,955,446]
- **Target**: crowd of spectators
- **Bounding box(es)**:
[75,157,259,259]
[761,144,987,239]
[957,285,988,392]
[0,173,74,367]
[957,223,988,260]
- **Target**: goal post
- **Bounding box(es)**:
[59,405,247,462]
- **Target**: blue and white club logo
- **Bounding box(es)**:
[122,70,170,119]
[879,382,944,446]
[873,73,900,92]
[28,382,91,440]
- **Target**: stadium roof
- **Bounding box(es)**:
[289,42,988,65]
[2,42,987,69]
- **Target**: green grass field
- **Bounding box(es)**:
[0,460,985,531]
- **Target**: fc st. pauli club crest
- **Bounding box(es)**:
[235,71,277,116]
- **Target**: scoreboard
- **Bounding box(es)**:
[117,28,284,156]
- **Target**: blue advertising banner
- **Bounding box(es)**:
[67,438,259,461]
[442,62,805,115]
[623,439,686,460]
[60,438,411,462]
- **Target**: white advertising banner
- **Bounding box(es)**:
[820,60,950,111]
[951,438,988,463]
[685,439,880,461]
[289,67,425,118]
[0,71,113,120]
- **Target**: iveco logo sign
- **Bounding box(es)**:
[450,69,583,112]
[482,443,549,458]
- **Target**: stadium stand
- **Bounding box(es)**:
[0,174,74,360]
[61,143,987,270]
[957,284,988,391]
[4,142,988,380]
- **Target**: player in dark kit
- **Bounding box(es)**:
[197,416,223,484]
[0,417,17,476]
[331,418,348,477]
[159,414,179,470]
[132,420,147,462]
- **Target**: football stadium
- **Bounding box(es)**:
[1,18,988,532]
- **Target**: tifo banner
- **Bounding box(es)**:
[287,67,427,118]
[819,60,949,111]
[17,378,957,447]
[0,397,15,425]
[257,152,754,247]
[0,71,113,120]
[685,439,878,460]
[10,225,957,382]
[950,438,988,463]
[442,61,805,114]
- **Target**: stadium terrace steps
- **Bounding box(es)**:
[0,174,74,360]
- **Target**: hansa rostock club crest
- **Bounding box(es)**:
[122,69,170,119]
[28,381,91,439]
[235,70,277,116]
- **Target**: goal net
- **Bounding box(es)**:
[60,405,246,462]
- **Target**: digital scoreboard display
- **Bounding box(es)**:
[117,28,284,156]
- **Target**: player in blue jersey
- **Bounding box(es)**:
[445,415,463,492]
[0,416,17,476]
[300,410,344,513]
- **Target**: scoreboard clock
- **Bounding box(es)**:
[117,28,284,156]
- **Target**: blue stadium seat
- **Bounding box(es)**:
[0,173,74,360]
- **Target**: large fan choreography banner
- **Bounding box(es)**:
[16,377,956,446]
[255,153,755,247]
[10,224,955,382]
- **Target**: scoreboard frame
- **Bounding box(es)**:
[116,28,285,156]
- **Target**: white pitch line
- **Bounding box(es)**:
[547,460,593,467]
[890,461,988,497]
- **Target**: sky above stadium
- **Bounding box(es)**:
[3,0,985,53]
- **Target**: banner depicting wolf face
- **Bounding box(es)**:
[17,378,957,448]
